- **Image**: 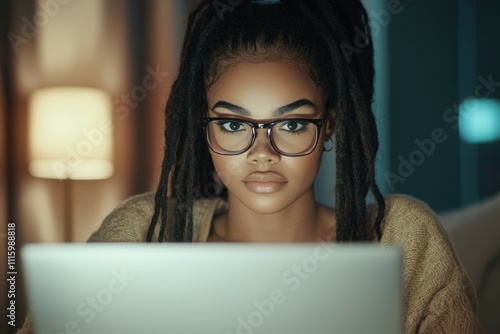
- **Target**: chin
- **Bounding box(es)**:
[239,193,295,215]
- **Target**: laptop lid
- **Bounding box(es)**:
[22,243,403,334]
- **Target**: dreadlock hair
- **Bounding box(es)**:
[146,0,386,243]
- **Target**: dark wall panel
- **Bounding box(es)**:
[388,0,461,211]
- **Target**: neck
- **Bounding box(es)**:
[213,187,334,243]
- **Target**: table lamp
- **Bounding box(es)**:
[28,86,114,241]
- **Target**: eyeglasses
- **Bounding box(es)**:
[201,116,326,156]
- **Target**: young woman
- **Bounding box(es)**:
[18,0,482,333]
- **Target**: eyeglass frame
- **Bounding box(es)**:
[201,115,327,157]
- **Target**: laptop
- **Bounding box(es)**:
[22,243,403,334]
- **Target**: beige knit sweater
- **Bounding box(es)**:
[17,193,483,334]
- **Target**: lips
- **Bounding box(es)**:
[243,172,287,183]
[243,172,288,193]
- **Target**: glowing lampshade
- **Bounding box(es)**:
[28,87,114,180]
[459,98,500,144]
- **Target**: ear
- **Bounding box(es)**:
[323,110,336,139]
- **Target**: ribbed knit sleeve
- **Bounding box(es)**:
[379,195,483,333]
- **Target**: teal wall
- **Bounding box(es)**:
[388,0,500,211]
[387,0,461,211]
[476,0,500,201]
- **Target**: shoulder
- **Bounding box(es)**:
[88,193,227,242]
[378,194,458,282]
[378,194,457,274]
[380,194,446,243]
[88,193,156,242]
[380,195,458,274]
[112,192,156,213]
[377,195,481,332]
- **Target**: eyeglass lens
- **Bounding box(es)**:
[206,119,318,155]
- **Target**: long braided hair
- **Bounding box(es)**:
[146,0,385,242]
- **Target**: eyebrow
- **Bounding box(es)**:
[211,99,317,117]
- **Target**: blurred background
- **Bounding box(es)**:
[1,0,499,333]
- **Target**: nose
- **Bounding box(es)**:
[246,129,281,165]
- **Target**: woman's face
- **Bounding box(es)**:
[206,59,333,214]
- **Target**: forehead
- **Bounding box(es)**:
[206,60,323,115]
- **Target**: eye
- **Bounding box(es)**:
[280,120,305,132]
[217,120,245,132]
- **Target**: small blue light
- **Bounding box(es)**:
[459,98,500,143]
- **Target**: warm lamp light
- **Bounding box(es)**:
[28,87,114,180]
[28,86,114,242]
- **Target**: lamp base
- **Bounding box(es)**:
[63,178,72,242]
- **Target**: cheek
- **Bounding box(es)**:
[291,156,322,178]
[281,149,324,182]
[210,153,245,187]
